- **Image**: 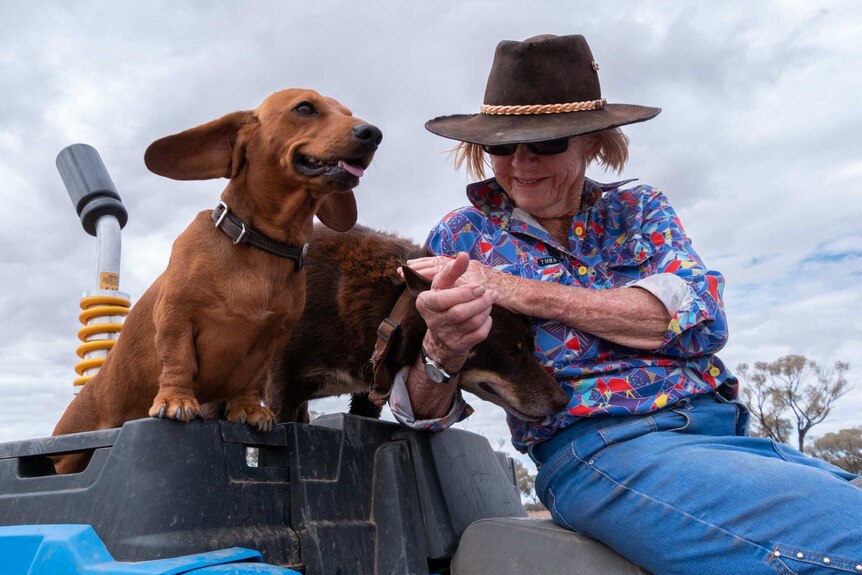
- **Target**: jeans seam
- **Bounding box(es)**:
[597,416,656,447]
[732,401,742,433]
[572,450,777,564]
[775,543,862,573]
[535,443,576,499]
[595,411,689,453]
[767,555,798,575]
[547,487,581,534]
[769,440,792,463]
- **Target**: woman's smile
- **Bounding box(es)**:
[512,176,548,187]
[490,135,600,219]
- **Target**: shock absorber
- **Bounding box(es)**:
[56,144,130,388]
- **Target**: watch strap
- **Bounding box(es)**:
[420,345,458,384]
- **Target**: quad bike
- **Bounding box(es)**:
[0,145,647,575]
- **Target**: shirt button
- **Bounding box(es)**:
[578,266,588,275]
[823,558,831,565]
[574,226,584,236]
[796,552,804,559]
[709,367,721,377]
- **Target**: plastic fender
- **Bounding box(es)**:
[0,524,299,575]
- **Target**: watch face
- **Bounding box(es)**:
[424,362,445,384]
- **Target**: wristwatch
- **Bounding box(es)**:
[420,345,458,384]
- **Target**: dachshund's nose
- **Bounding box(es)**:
[353,123,383,150]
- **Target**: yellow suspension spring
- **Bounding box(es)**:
[74,294,131,386]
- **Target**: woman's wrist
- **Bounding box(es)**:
[421,331,468,375]
[406,354,460,420]
[480,267,523,315]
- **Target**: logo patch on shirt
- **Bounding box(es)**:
[536,257,558,266]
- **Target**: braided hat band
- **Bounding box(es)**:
[480,98,606,116]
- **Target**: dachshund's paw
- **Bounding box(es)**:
[149,394,202,422]
[226,402,276,432]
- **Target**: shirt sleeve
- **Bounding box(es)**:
[388,367,473,431]
[425,222,455,256]
[637,188,729,358]
[631,273,692,316]
[424,207,489,259]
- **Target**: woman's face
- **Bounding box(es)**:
[490,134,600,219]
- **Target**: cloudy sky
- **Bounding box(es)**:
[1,1,860,470]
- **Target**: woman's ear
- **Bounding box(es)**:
[144,111,258,181]
[316,192,357,232]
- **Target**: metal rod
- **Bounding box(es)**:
[94,216,122,290]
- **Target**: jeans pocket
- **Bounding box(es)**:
[546,487,584,535]
[713,392,751,436]
[597,409,690,449]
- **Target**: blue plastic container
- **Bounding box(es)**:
[0,524,299,575]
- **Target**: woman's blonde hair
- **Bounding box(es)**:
[450,128,630,180]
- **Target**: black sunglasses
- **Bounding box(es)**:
[482,137,570,156]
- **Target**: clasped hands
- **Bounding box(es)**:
[401,253,500,375]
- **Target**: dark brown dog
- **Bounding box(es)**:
[266,225,569,423]
[52,89,381,473]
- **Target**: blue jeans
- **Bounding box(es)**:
[530,392,862,574]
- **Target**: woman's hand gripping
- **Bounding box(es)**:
[399,252,498,419]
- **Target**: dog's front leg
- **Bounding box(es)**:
[225,360,276,431]
[149,318,202,421]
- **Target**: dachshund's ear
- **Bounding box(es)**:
[402,264,432,296]
[316,192,357,232]
[144,111,258,180]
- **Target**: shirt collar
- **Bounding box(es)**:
[465,177,636,216]
[465,177,637,252]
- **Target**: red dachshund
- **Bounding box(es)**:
[52,90,381,473]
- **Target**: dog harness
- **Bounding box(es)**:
[369,288,415,406]
[212,201,308,267]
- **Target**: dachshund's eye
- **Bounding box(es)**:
[293,102,318,116]
[505,342,523,357]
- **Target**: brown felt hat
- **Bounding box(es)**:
[425,34,661,145]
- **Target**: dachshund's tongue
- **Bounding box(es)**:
[339,160,364,178]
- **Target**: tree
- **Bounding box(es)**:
[512,458,538,504]
[511,458,549,512]
[810,428,862,475]
[737,355,850,453]
[738,366,792,445]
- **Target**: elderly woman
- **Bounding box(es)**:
[391,35,862,574]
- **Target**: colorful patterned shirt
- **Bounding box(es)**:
[409,177,736,453]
